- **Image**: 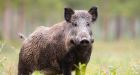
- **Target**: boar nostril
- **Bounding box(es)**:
[80,39,90,45]
[70,39,75,45]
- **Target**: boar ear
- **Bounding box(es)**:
[64,8,74,22]
[88,6,98,22]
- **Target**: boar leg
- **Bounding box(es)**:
[62,52,74,75]
[18,61,33,75]
[62,64,72,75]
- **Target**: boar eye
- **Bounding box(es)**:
[87,23,90,26]
[72,23,77,27]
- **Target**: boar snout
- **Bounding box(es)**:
[80,38,90,46]
[80,37,94,46]
[70,37,94,46]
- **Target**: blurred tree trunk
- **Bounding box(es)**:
[17,0,25,33]
[103,15,109,40]
[3,0,11,40]
[115,15,122,40]
[130,17,136,38]
[102,0,109,41]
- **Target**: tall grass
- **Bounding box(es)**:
[0,40,140,75]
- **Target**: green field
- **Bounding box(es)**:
[0,39,140,75]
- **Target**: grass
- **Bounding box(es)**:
[0,39,140,75]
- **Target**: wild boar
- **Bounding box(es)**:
[18,6,98,75]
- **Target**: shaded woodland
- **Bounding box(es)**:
[0,0,140,42]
